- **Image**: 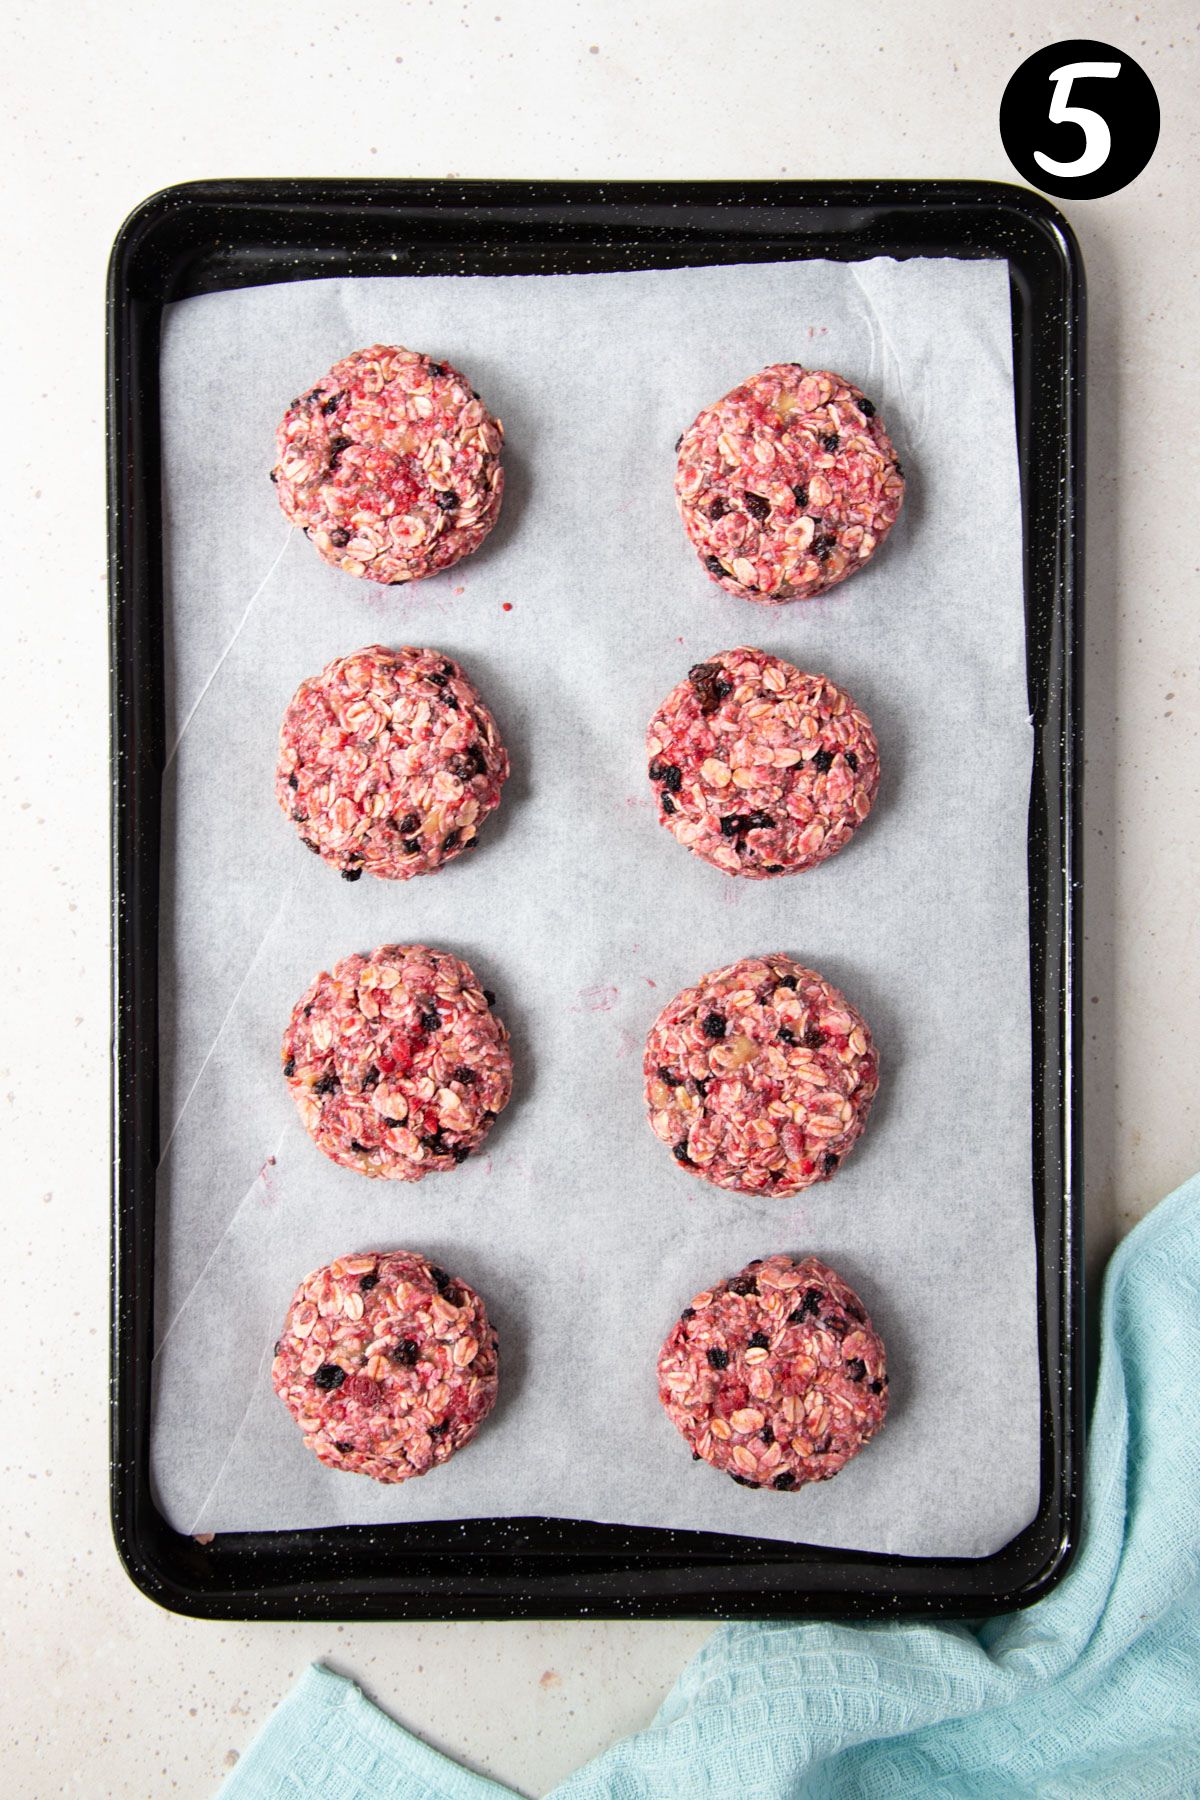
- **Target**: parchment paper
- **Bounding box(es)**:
[151,256,1040,1555]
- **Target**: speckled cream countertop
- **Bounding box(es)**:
[3,2,1197,1794]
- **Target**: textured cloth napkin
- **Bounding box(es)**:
[219,1174,1200,1800]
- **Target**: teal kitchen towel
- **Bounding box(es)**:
[220,1173,1200,1799]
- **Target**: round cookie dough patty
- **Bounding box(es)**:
[646,648,879,878]
[277,644,509,881]
[283,945,512,1180]
[658,1254,888,1489]
[645,954,878,1195]
[271,344,504,584]
[272,1250,499,1484]
[675,364,905,604]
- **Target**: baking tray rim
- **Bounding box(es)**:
[108,176,1083,1621]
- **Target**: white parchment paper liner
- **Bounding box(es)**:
[151,256,1040,1556]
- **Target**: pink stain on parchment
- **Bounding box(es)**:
[362,581,456,620]
[785,1202,809,1238]
[257,1155,280,1207]
[615,1027,638,1060]
[576,983,619,1013]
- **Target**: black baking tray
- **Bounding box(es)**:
[109,179,1083,1621]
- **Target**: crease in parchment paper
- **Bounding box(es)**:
[157,876,298,1166]
[165,522,295,770]
[154,1124,291,1357]
[845,264,912,449]
[151,255,1041,1558]
[183,1340,276,1536]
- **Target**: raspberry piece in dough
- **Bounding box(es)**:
[675,365,904,604]
[646,647,879,878]
[276,645,509,881]
[272,1250,499,1483]
[283,945,512,1180]
[658,1254,888,1488]
[272,345,504,584]
[644,954,878,1196]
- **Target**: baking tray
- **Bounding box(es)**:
[109,179,1083,1621]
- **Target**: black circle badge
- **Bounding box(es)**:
[1000,40,1160,199]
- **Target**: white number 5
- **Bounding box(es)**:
[1035,61,1121,177]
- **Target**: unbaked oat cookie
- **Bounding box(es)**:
[658,1254,887,1489]
[271,345,504,584]
[277,645,509,881]
[272,1250,499,1483]
[675,365,904,604]
[645,955,878,1195]
[283,945,512,1180]
[646,648,879,878]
